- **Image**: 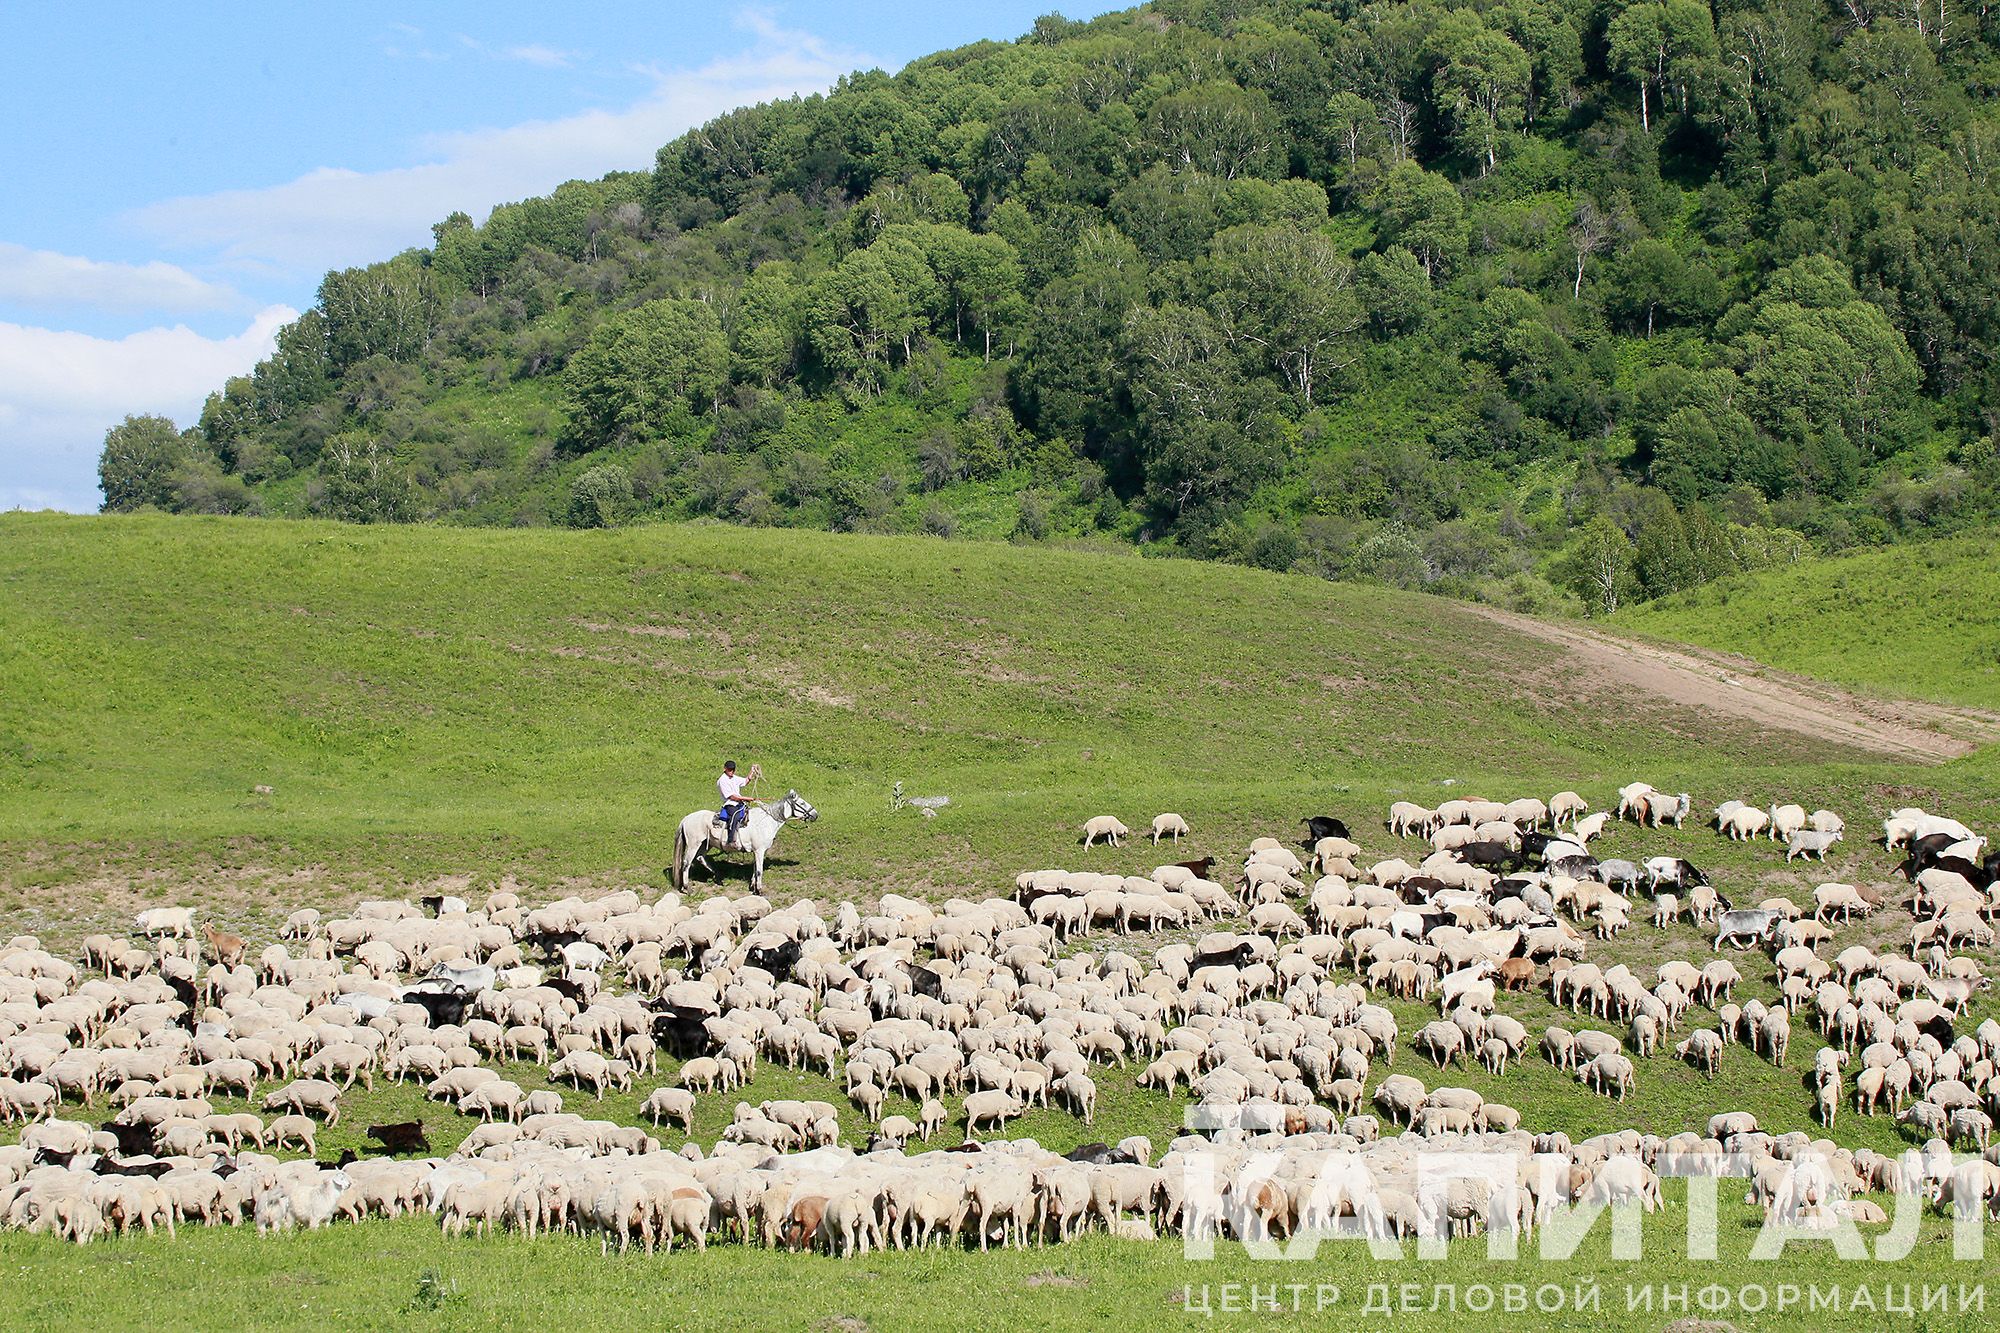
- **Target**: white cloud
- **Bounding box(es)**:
[500,44,583,68]
[0,307,291,513]
[0,241,242,315]
[129,18,876,274]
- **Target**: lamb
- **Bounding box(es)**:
[1766,803,1809,842]
[1786,829,1841,862]
[1570,812,1611,842]
[873,1114,920,1150]
[1150,813,1190,845]
[1081,816,1130,848]
[1639,792,1691,828]
[1388,802,1438,837]
[1579,1051,1635,1100]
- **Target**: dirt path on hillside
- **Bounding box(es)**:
[1468,605,2000,763]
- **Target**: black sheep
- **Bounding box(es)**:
[100,1119,153,1157]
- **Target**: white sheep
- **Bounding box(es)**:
[641,1088,695,1133]
[1081,816,1130,849]
[133,907,194,939]
[1149,813,1189,845]
[1767,803,1808,842]
[1721,807,1770,841]
[1548,792,1588,825]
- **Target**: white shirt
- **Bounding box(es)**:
[718,773,747,804]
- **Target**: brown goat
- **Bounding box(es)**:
[780,1195,828,1251]
[201,923,246,967]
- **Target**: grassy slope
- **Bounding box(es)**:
[3,513,1999,1328]
[1616,532,2000,711]
[8,511,1960,912]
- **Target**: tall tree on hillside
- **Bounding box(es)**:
[1148,84,1283,180]
[1605,0,1718,133]
[1123,302,1280,530]
[317,254,438,371]
[807,249,918,393]
[97,415,190,512]
[562,298,729,448]
[1427,12,1533,173]
[1369,163,1469,280]
[1206,224,1365,405]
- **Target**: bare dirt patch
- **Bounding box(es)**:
[1468,606,2000,763]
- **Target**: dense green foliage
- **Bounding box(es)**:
[110,0,2000,614]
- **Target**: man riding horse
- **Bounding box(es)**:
[717,760,751,848]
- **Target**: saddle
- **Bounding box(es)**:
[710,808,747,848]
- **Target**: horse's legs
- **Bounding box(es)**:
[752,846,765,892]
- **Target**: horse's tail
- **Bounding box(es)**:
[670,822,687,890]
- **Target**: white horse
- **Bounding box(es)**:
[670,790,818,892]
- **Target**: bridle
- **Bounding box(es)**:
[765,790,818,824]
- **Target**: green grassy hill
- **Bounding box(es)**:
[3,511,1972,915]
[5,513,2000,1327]
[1616,532,2000,711]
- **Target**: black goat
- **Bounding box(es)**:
[1191,941,1258,975]
[366,1120,431,1155]
[403,987,471,1028]
[94,1157,173,1178]
[648,1003,716,1058]
[1457,840,1522,872]
[1300,816,1350,846]
[745,939,804,981]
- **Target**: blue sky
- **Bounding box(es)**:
[0,2,1118,511]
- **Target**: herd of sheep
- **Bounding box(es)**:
[0,783,1997,1252]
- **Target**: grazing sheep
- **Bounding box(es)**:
[641,1088,696,1133]
[1082,816,1130,849]
[1149,814,1189,845]
[1812,882,1872,922]
[1675,1030,1722,1077]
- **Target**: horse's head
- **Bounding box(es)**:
[782,790,819,823]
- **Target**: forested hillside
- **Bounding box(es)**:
[99,0,2000,613]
